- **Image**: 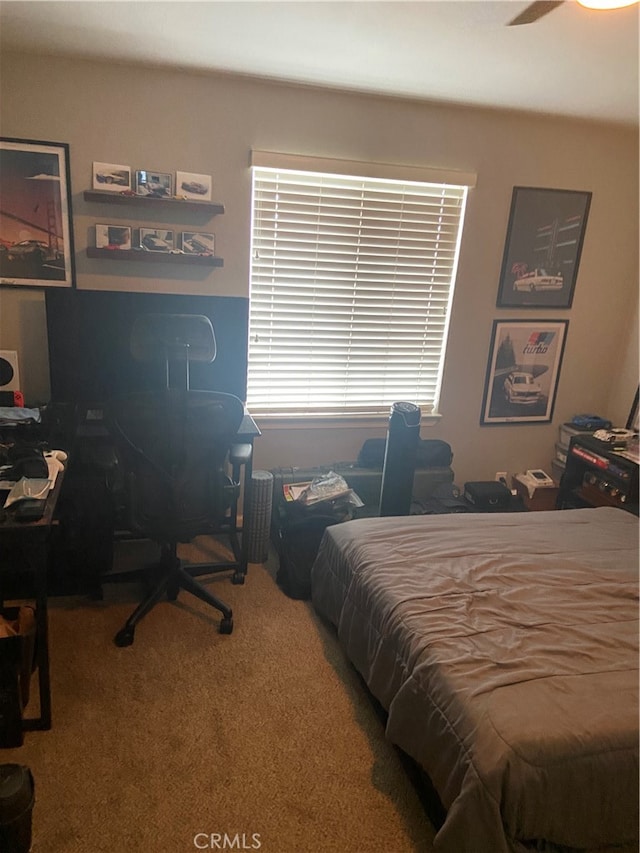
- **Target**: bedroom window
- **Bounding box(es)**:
[248,151,473,418]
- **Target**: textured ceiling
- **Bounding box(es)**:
[1,1,638,125]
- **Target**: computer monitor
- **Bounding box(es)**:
[45,289,249,404]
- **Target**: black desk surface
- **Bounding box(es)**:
[239,410,261,439]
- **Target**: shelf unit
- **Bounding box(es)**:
[86,247,223,267]
[83,190,224,216]
[84,188,225,268]
[558,435,639,515]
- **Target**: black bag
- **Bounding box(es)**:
[416,439,453,468]
[463,481,511,511]
[276,513,342,600]
[357,438,452,469]
[411,482,470,515]
[6,446,48,480]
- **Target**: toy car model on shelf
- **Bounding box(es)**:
[592,428,637,449]
[571,414,612,430]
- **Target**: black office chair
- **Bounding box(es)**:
[106,314,247,647]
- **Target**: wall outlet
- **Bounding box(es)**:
[495,471,508,486]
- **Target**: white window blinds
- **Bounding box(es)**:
[248,158,470,417]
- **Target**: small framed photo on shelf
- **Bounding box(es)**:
[95,224,132,250]
[176,171,212,201]
[92,162,131,191]
[181,231,215,255]
[135,169,172,198]
[139,228,174,252]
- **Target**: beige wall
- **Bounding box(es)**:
[1,52,638,484]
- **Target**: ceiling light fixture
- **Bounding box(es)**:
[576,0,638,10]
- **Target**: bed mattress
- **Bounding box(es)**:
[311,507,639,853]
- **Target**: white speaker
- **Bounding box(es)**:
[0,350,21,391]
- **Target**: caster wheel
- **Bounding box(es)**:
[114,627,135,647]
[219,617,233,635]
[232,572,245,585]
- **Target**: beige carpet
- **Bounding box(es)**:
[3,537,436,852]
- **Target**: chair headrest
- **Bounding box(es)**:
[130,314,216,363]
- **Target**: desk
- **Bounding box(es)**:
[0,470,65,731]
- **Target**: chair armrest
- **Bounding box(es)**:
[229,443,252,466]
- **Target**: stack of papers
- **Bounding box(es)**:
[282,471,363,508]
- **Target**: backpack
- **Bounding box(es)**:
[356,438,453,469]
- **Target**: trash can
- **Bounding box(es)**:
[379,401,421,516]
[0,764,35,853]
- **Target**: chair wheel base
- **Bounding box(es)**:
[114,627,135,647]
[232,572,245,585]
[219,617,233,635]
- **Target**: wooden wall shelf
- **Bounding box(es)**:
[83,190,225,215]
[86,247,223,267]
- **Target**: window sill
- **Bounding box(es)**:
[250,412,442,431]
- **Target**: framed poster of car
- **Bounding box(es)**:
[139,228,174,252]
[480,319,569,425]
[0,137,76,288]
[95,224,131,250]
[92,162,131,191]
[496,187,591,308]
[135,170,172,198]
[176,171,212,201]
[181,231,215,254]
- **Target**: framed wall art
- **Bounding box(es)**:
[480,319,569,425]
[139,228,174,252]
[496,187,591,308]
[0,137,76,288]
[95,224,132,250]
[176,171,212,201]
[92,161,131,191]
[181,231,215,254]
[135,169,172,198]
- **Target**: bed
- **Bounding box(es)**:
[311,506,639,853]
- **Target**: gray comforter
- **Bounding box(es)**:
[311,507,639,853]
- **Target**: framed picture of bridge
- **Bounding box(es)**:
[496,186,591,309]
[0,137,76,288]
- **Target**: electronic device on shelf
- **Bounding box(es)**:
[582,471,628,504]
[524,469,555,487]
